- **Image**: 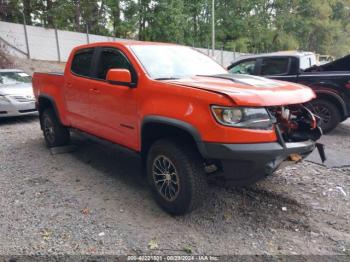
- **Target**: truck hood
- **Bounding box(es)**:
[168,74,315,106]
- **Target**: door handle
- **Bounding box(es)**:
[67,82,72,88]
[89,88,100,94]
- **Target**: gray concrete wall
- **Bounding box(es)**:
[0,21,248,66]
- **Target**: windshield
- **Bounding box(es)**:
[130,45,227,79]
[0,71,32,85]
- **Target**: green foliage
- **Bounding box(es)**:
[0,0,349,57]
[0,0,23,24]
[147,0,187,43]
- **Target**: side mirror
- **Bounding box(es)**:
[106,69,134,87]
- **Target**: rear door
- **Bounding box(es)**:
[258,56,298,83]
[65,48,97,132]
[87,47,139,149]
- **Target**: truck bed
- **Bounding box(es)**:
[32,72,67,122]
[32,72,64,97]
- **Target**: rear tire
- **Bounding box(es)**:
[147,139,207,215]
[40,108,70,147]
[310,99,341,133]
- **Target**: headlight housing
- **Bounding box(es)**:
[211,105,274,129]
[0,95,10,104]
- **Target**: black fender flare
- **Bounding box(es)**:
[141,116,208,158]
[314,90,348,118]
[37,94,62,127]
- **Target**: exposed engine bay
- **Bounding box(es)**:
[268,104,326,163]
[268,104,322,142]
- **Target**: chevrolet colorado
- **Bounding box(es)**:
[33,42,322,215]
[228,52,350,133]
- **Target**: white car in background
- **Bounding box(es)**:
[0,69,37,117]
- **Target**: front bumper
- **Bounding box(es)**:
[0,100,37,117]
[203,140,315,186]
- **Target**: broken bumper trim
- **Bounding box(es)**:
[203,140,315,186]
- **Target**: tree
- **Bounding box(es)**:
[106,0,121,36]
[23,0,32,25]
[0,0,22,23]
[147,0,186,43]
[0,0,349,57]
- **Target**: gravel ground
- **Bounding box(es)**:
[0,116,349,257]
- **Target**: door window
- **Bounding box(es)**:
[229,60,256,75]
[261,58,290,75]
[71,49,94,77]
[96,49,132,80]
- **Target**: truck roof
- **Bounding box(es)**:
[233,51,315,62]
[74,40,179,50]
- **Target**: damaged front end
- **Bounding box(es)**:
[268,104,326,163]
[203,103,326,186]
[268,104,322,142]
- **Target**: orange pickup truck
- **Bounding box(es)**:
[33,41,323,215]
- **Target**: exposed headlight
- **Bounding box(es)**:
[0,95,10,104]
[211,106,274,129]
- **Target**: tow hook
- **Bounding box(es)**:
[316,143,326,163]
[289,154,302,162]
[288,143,326,164]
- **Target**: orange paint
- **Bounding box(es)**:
[33,41,316,152]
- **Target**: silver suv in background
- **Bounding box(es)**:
[0,69,37,117]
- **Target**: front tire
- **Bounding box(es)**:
[310,99,341,133]
[41,108,70,147]
[147,139,207,215]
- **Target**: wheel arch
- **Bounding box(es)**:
[141,116,208,159]
[38,95,61,129]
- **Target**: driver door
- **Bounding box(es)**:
[88,47,139,150]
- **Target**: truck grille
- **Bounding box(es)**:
[11,95,35,103]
